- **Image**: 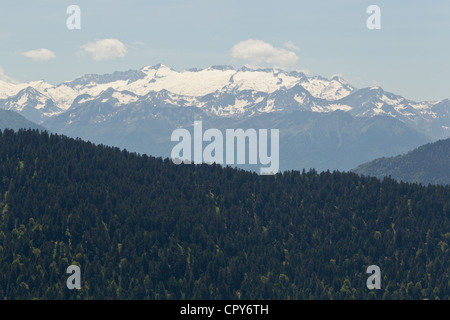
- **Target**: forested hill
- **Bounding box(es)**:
[0,129,448,300]
[352,138,450,185]
[0,109,44,131]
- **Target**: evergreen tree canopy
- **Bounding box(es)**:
[0,129,448,300]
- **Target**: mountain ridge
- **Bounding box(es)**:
[1,64,448,172]
[0,64,448,141]
[352,138,450,185]
[0,108,45,131]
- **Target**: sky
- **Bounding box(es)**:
[0,0,449,102]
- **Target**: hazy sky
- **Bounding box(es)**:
[1,0,449,101]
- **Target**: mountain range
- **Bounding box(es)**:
[1,64,449,172]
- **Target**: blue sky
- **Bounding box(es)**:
[1,0,449,101]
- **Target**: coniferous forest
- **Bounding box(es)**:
[0,129,448,300]
[353,138,450,185]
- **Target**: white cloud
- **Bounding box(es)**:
[231,39,298,68]
[283,41,300,51]
[0,66,17,83]
[20,48,56,61]
[131,41,146,47]
[81,38,127,61]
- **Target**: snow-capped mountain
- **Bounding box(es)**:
[0,86,62,124]
[0,64,448,172]
[1,64,353,117]
[0,64,448,139]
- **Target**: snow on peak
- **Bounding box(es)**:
[0,64,356,106]
[0,64,376,121]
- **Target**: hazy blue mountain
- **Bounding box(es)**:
[1,64,448,172]
[215,111,431,172]
[44,89,431,172]
[352,138,450,185]
[0,108,45,131]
